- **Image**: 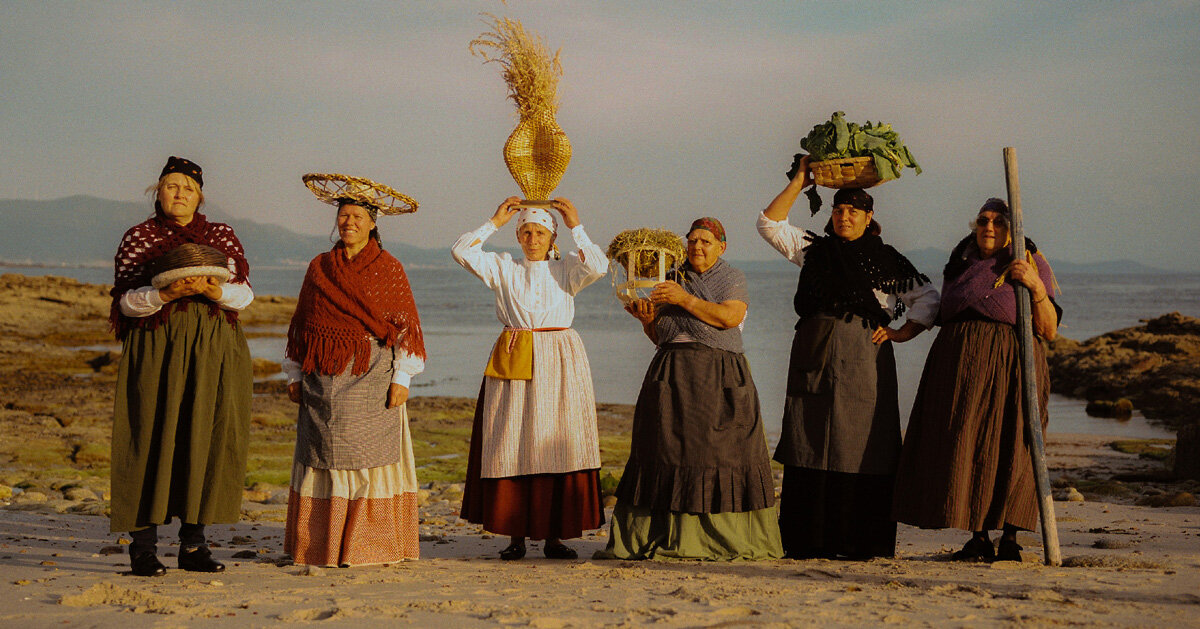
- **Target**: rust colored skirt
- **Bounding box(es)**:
[892,319,1050,532]
[460,381,603,540]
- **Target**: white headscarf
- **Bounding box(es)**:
[515,207,557,235]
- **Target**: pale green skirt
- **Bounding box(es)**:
[595,502,783,561]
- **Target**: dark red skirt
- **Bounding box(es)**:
[460,381,604,540]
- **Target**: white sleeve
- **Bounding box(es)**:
[898,282,940,329]
[119,285,165,317]
[451,221,504,289]
[216,281,254,311]
[391,349,426,387]
[563,225,609,294]
[281,357,303,385]
[756,211,810,266]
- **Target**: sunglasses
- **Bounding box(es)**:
[975,216,1009,228]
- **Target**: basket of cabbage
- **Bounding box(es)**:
[789,111,921,189]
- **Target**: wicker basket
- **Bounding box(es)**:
[149,243,231,289]
[810,156,881,189]
[504,111,572,203]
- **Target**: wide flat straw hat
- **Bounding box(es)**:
[302,173,418,215]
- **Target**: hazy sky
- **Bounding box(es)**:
[3,1,1198,267]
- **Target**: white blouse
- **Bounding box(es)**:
[451,220,609,329]
[756,211,940,328]
[119,282,254,317]
[281,352,425,388]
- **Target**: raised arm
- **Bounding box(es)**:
[452,198,521,288]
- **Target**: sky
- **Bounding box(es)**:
[2,0,1199,268]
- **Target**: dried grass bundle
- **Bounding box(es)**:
[607,228,686,278]
[469,14,562,119]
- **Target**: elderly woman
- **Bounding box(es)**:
[452,196,608,560]
[757,158,939,560]
[110,156,253,576]
[598,218,782,561]
[282,177,426,567]
[892,198,1060,562]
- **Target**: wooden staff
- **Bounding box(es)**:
[1003,147,1062,566]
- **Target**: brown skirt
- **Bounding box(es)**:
[460,381,604,540]
[892,319,1049,532]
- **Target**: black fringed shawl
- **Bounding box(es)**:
[793,231,929,329]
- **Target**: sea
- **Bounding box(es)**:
[12,264,1199,442]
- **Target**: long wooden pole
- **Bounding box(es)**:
[1003,147,1062,566]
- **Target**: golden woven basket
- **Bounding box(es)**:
[504,111,571,204]
[809,156,881,189]
[302,173,418,215]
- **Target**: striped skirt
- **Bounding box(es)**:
[892,319,1050,532]
[285,406,420,566]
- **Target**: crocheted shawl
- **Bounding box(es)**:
[939,235,1058,326]
[793,231,929,329]
[286,239,425,376]
[109,213,250,340]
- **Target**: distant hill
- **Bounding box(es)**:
[0,196,1170,275]
[0,196,449,270]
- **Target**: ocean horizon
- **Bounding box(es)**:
[9,264,1196,441]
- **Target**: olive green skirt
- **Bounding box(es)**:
[595,502,783,561]
[110,303,252,532]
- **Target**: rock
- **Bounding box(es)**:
[64,487,99,501]
[415,489,432,506]
[602,495,618,509]
[11,491,48,504]
[99,545,125,556]
[68,502,109,516]
[1085,398,1134,418]
[243,489,271,502]
[0,486,12,500]
[1066,488,1085,502]
[1047,312,1200,430]
[231,550,258,559]
[1136,492,1197,508]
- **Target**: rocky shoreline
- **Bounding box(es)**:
[1047,312,1200,478]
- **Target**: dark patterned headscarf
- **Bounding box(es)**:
[688,217,726,242]
[832,188,873,212]
[160,155,203,188]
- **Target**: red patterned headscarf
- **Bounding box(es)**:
[286,238,425,376]
[688,217,726,242]
[109,212,250,339]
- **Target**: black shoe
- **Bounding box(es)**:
[952,536,995,562]
[543,543,577,560]
[499,542,526,561]
[130,551,167,577]
[178,546,225,572]
[996,538,1023,562]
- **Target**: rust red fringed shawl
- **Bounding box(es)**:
[109,213,251,340]
[286,239,426,376]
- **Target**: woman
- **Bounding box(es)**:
[598,218,782,561]
[892,198,1060,562]
[282,177,426,567]
[452,196,608,560]
[757,157,939,560]
[110,156,253,577]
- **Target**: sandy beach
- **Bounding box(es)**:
[2,274,1199,627]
